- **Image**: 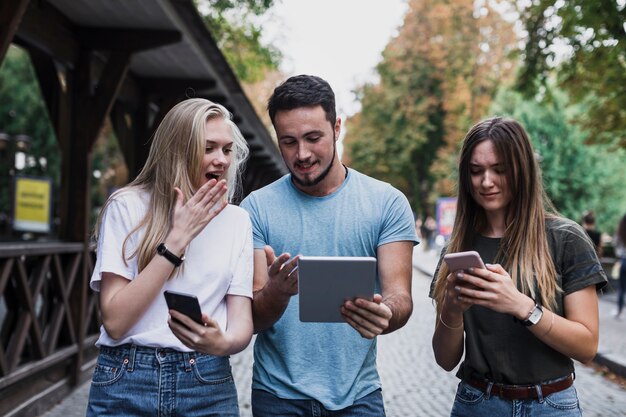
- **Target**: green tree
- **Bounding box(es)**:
[197,0,281,82]
[517,0,626,148]
[491,87,626,234]
[344,0,516,217]
[0,46,59,223]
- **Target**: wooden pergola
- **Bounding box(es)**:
[0,1,286,415]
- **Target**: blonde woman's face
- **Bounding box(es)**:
[198,118,233,189]
[469,140,512,217]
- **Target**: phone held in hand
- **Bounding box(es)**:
[443,250,486,271]
[163,290,204,325]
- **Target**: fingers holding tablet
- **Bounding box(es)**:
[342,294,392,339]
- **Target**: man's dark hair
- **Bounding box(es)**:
[267,75,336,126]
[582,210,596,226]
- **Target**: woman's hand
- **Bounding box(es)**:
[168,295,253,356]
[443,271,474,315]
[168,310,231,356]
[166,179,228,253]
[432,271,470,371]
[454,263,534,320]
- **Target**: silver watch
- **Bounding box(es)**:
[523,303,543,326]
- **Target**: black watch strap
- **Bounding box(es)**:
[157,243,185,267]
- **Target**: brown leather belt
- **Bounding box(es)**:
[466,374,574,400]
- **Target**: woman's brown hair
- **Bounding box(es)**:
[433,117,560,313]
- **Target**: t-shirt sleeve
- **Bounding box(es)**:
[555,221,607,295]
[378,187,419,247]
[227,214,254,298]
[90,197,138,292]
[239,194,267,250]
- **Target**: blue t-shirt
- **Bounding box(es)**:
[240,168,418,410]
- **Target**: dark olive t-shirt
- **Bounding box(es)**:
[429,217,607,384]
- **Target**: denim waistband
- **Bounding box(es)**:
[98,344,211,370]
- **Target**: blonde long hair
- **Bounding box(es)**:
[433,117,559,313]
[95,98,249,272]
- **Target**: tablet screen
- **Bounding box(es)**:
[297,256,377,323]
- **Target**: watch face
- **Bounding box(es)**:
[527,305,543,325]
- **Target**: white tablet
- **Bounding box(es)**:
[297,256,377,323]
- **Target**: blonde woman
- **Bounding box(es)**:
[430,117,606,416]
[87,98,253,416]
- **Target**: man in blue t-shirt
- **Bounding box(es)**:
[240,75,418,416]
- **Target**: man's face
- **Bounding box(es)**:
[273,105,341,193]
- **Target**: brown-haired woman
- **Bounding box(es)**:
[430,116,606,416]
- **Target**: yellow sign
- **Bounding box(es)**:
[13,176,52,233]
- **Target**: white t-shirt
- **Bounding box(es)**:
[90,188,253,350]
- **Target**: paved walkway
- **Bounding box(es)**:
[41,247,626,416]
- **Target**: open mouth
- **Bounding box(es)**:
[205,173,222,181]
[295,162,317,172]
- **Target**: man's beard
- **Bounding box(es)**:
[290,141,336,188]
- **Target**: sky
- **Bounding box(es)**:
[260,0,409,119]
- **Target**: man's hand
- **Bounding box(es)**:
[341,294,393,339]
[250,246,300,332]
[264,245,299,298]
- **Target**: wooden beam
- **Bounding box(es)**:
[28,48,62,136]
[58,49,91,244]
[85,50,131,150]
[77,28,181,51]
[139,77,217,97]
[0,0,30,63]
[116,71,142,106]
[198,93,228,105]
[110,103,136,175]
[14,0,79,66]
[132,96,152,180]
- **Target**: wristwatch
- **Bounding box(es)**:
[157,243,185,267]
[523,303,543,326]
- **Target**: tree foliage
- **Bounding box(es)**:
[0,46,59,220]
[491,87,626,234]
[517,0,626,148]
[197,0,281,82]
[344,0,516,217]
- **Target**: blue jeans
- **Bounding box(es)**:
[87,344,239,417]
[251,388,386,417]
[450,381,582,417]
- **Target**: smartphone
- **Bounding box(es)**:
[163,290,203,325]
[443,250,486,271]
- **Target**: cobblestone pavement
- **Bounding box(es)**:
[42,265,626,417]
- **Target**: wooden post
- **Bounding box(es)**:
[0,0,30,63]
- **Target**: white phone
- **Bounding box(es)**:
[443,250,485,271]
